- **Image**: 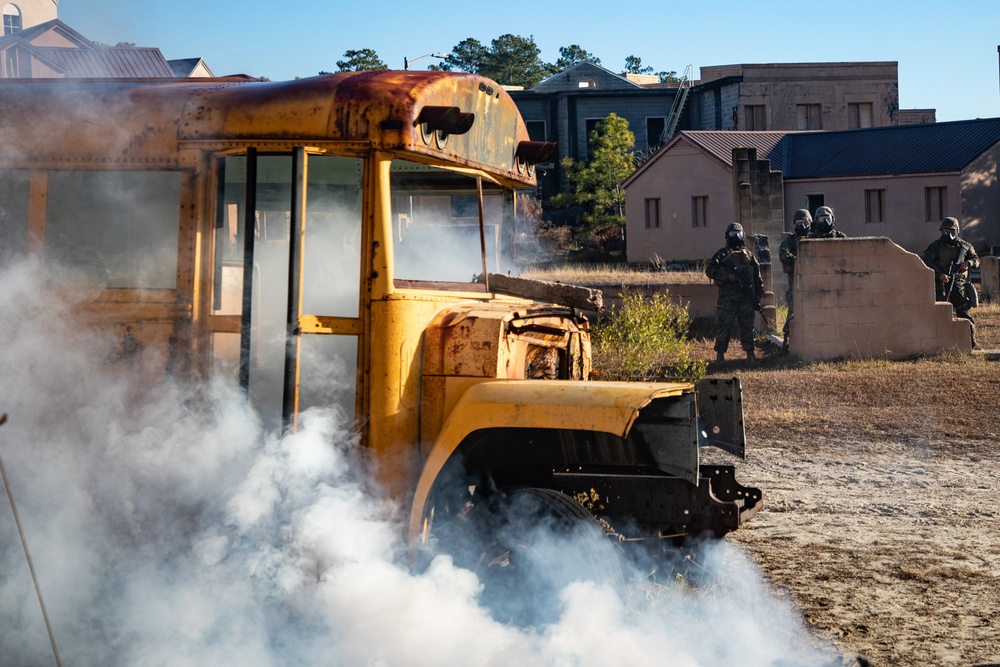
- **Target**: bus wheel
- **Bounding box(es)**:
[459,487,624,627]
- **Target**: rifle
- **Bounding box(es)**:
[944,246,967,303]
[722,253,764,315]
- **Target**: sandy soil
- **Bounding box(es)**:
[727,433,1000,667]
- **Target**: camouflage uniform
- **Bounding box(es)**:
[705,225,764,358]
[778,209,813,318]
[921,218,980,343]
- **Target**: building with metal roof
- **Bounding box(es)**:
[0,19,218,79]
[623,118,1000,266]
[0,20,182,78]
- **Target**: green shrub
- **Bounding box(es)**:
[591,289,707,382]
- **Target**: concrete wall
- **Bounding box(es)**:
[981,256,999,301]
[960,142,1000,252]
[790,237,972,360]
[597,283,717,320]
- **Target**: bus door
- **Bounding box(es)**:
[211,149,364,432]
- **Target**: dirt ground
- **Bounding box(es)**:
[701,343,1000,665]
[728,432,1000,667]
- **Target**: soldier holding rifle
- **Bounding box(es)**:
[705,223,764,363]
[921,217,980,348]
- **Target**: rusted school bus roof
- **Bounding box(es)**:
[0,71,538,187]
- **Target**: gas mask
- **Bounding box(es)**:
[814,215,833,234]
[794,220,811,237]
[941,231,959,245]
[726,230,745,249]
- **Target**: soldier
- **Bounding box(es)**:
[921,217,980,348]
[705,223,764,363]
[778,209,812,349]
[809,205,847,239]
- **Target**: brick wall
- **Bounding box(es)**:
[790,237,972,360]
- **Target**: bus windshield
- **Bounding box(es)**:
[389,160,511,284]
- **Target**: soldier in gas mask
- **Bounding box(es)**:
[705,223,764,363]
[809,206,847,239]
[921,217,980,347]
[777,209,813,351]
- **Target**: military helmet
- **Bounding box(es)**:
[793,209,812,223]
[940,217,960,232]
[815,206,835,219]
[725,222,744,235]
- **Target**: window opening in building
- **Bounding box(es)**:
[644,198,660,229]
[3,3,21,35]
[848,102,874,129]
[796,104,822,130]
[646,117,666,151]
[744,105,767,131]
[806,194,825,217]
[585,118,600,161]
[692,196,708,228]
[865,189,886,223]
[925,186,947,223]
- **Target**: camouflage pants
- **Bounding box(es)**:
[713,296,756,354]
[939,280,977,344]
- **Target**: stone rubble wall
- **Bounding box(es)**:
[790,237,971,360]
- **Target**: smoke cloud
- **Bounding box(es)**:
[0,256,848,666]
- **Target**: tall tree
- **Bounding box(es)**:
[554,114,635,251]
[436,34,552,88]
[336,48,388,72]
[553,44,600,73]
[434,38,488,73]
[623,55,653,75]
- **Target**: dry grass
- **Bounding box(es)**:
[691,302,1000,447]
[522,265,706,286]
[538,262,1000,444]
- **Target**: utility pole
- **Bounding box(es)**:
[404,52,448,71]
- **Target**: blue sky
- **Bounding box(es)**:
[61,0,1000,122]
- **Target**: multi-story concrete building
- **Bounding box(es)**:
[510,60,933,204]
[691,61,903,131]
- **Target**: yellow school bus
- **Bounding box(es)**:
[0,71,760,600]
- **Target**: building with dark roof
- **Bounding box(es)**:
[0,20,196,78]
[623,118,1000,264]
[510,60,934,207]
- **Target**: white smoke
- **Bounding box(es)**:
[0,256,848,666]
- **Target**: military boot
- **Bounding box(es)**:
[746,349,756,361]
[715,351,725,364]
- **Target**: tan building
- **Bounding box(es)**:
[0,16,217,79]
[624,118,1000,269]
[3,0,57,34]
[691,62,904,131]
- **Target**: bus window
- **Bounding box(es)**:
[213,153,363,430]
[45,171,181,289]
[301,155,363,317]
[0,169,30,263]
[213,155,363,318]
[390,160,508,284]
